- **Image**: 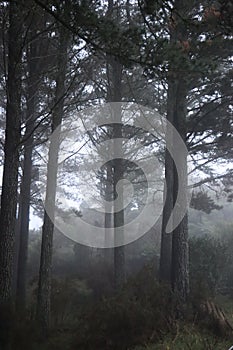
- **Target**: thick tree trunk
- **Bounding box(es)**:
[160,78,189,304]
[36,28,68,332]
[171,77,189,304]
[0,0,22,305]
[159,0,189,305]
[170,0,189,306]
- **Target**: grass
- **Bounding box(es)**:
[133,325,233,350]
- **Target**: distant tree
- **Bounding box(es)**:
[190,191,223,214]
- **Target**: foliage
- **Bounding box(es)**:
[133,325,232,349]
[189,235,229,297]
[190,191,223,214]
[189,222,233,298]
[28,276,93,328]
[50,278,93,327]
[72,266,177,350]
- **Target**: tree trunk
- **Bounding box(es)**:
[171,77,189,305]
[113,125,125,289]
[36,28,68,333]
[0,0,22,305]
[159,0,189,305]
[16,25,40,310]
[159,81,176,283]
[104,163,113,262]
[110,58,125,289]
[105,0,125,288]
[170,0,189,306]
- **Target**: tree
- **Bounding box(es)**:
[153,0,233,305]
[16,6,46,310]
[36,25,69,332]
[153,0,189,305]
[0,0,23,305]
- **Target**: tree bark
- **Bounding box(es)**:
[110,58,125,289]
[36,27,68,333]
[16,22,40,310]
[106,57,125,288]
[159,0,189,305]
[104,163,113,262]
[170,0,189,306]
[0,0,22,305]
[113,121,125,289]
[171,77,189,305]
[105,0,125,289]
[159,82,176,283]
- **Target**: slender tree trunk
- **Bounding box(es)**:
[159,81,176,283]
[36,28,68,333]
[111,61,125,289]
[105,0,125,288]
[12,216,21,297]
[104,164,113,262]
[0,0,22,306]
[16,30,40,310]
[104,0,114,263]
[16,146,33,309]
[113,123,125,289]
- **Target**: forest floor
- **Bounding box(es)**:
[8,267,233,350]
[27,325,233,350]
[17,295,233,350]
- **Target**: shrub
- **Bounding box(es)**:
[133,325,232,349]
[72,266,177,350]
[189,235,228,297]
